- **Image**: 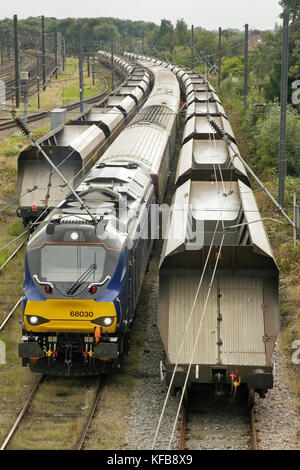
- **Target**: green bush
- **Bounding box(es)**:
[245,105,300,176]
[219,76,244,99]
[7,220,25,237]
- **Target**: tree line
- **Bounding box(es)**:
[0,16,247,62]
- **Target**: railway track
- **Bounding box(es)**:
[0,236,28,272]
[178,384,258,450]
[0,296,24,332]
[0,53,37,82]
[0,374,106,450]
[0,61,121,132]
[1,52,55,103]
[0,374,44,450]
[77,377,106,450]
[0,89,108,131]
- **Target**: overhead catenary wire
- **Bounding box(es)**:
[152,86,231,448]
[11,111,97,224]
[9,60,138,202]
[0,237,28,271]
[1,54,153,234]
[167,233,226,449]
[151,218,225,450]
[0,296,24,331]
[0,206,49,253]
[1,55,149,222]
[47,78,154,193]
[207,113,296,228]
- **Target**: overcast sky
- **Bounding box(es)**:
[2,0,283,30]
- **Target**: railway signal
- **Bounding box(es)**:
[20,71,29,123]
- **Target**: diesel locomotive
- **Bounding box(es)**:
[18,59,180,376]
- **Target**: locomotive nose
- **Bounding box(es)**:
[24,299,117,334]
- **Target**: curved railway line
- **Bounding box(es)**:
[0,60,122,132]
[0,52,56,103]
[0,51,38,81]
[0,53,37,82]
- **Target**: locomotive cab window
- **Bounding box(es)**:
[40,245,106,282]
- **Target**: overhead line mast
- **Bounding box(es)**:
[12,112,97,224]
[279,9,290,208]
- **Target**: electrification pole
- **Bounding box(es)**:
[79,25,84,113]
[86,28,90,78]
[141,29,145,55]
[13,14,19,108]
[41,16,46,91]
[92,38,95,86]
[54,25,58,79]
[243,23,249,107]
[293,192,299,246]
[0,23,3,66]
[191,24,194,69]
[170,26,174,61]
[279,10,290,208]
[111,28,114,91]
[63,35,66,72]
[37,75,40,109]
[218,27,222,88]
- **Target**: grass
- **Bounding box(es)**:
[0,56,117,450]
[5,375,99,450]
[0,246,37,447]
[22,57,102,113]
[0,57,108,126]
[7,220,24,237]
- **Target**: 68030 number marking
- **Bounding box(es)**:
[70,311,94,318]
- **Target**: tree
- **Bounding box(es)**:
[175,19,188,46]
[250,105,300,176]
[93,23,119,43]
[194,28,217,59]
[279,0,300,21]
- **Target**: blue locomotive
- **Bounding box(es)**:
[18,60,180,376]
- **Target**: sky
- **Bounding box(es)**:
[1,0,283,31]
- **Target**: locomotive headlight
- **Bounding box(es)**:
[27,316,50,326]
[92,316,115,327]
[70,231,79,240]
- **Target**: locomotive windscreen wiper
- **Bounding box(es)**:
[67,263,97,296]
